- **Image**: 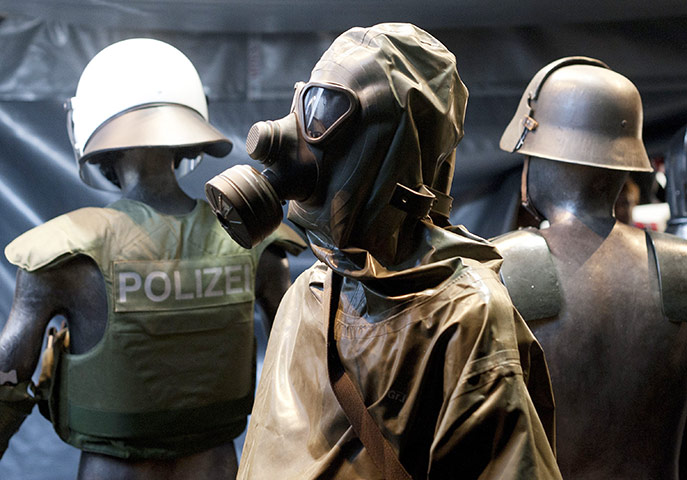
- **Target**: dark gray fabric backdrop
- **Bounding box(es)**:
[0,6,686,478]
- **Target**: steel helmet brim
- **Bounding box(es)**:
[509,128,653,173]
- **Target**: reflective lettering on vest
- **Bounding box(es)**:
[204,267,223,297]
[174,271,193,300]
[226,265,248,294]
[144,271,172,302]
[195,269,203,298]
[119,272,142,303]
[113,255,255,312]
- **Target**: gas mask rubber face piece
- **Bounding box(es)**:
[204,80,358,249]
[206,23,467,256]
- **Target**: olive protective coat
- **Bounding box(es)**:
[237,23,561,479]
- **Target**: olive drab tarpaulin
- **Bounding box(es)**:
[324,270,412,480]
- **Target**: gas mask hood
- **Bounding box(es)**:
[206,23,467,265]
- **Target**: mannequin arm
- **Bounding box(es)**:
[0,255,106,458]
[0,267,63,458]
[0,267,63,381]
[254,245,291,335]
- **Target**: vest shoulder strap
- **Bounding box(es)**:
[4,208,127,272]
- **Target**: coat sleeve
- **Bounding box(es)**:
[427,283,562,480]
[256,222,308,258]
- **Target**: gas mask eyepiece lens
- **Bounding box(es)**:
[299,83,357,143]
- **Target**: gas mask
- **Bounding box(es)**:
[205,81,358,249]
[207,23,467,259]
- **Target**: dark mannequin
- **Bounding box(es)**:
[665,125,687,239]
[234,23,561,480]
[497,156,687,479]
[0,147,291,480]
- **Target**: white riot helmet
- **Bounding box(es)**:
[67,38,232,190]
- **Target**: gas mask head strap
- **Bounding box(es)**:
[390,183,444,219]
[514,57,610,151]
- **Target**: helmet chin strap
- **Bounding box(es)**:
[65,98,83,165]
[521,157,546,224]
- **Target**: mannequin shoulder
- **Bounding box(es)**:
[15,254,102,295]
[260,223,308,256]
[490,228,562,322]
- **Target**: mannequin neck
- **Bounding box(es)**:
[113,148,195,215]
[527,157,626,236]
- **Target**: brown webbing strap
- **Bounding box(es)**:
[324,270,412,480]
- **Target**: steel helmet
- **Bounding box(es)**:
[500,56,652,172]
[67,38,232,190]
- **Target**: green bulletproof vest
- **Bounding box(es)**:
[5,199,297,459]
